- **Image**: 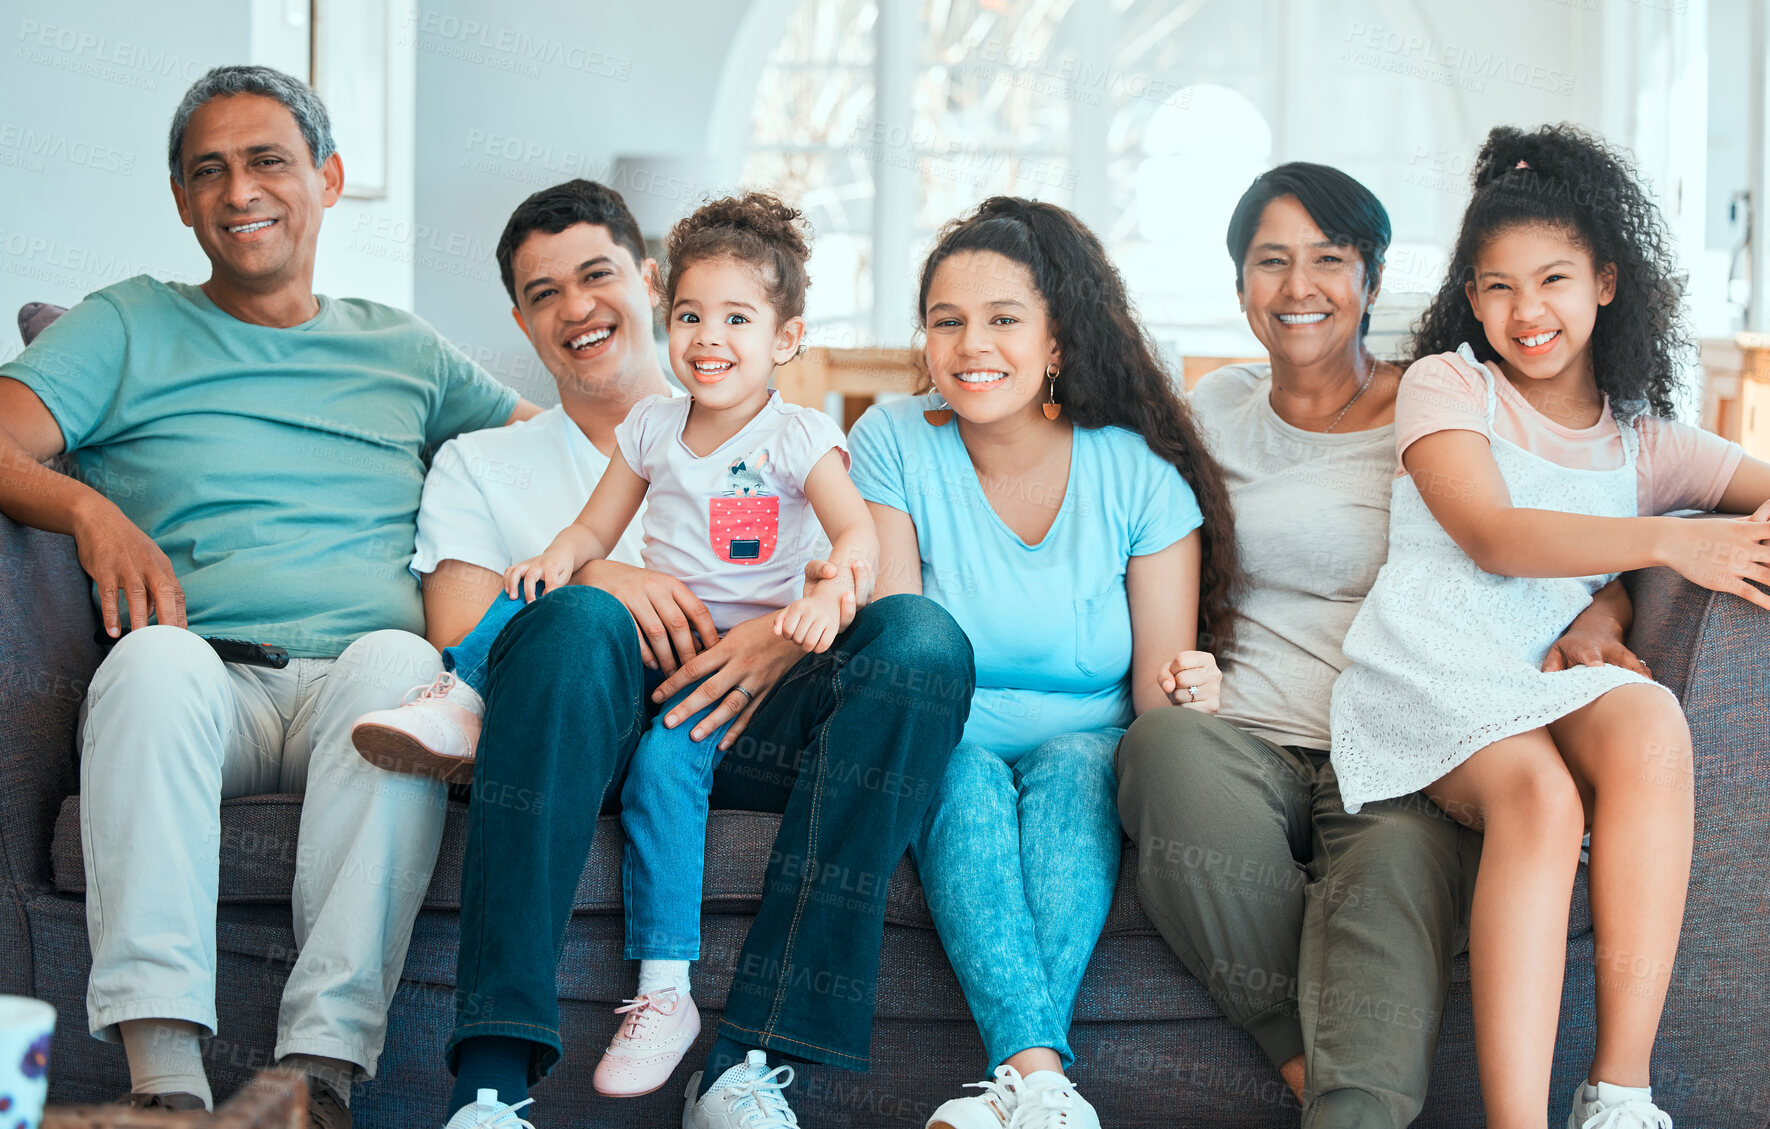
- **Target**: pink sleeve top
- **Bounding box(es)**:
[1394,351,1743,516]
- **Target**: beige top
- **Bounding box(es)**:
[1191,364,1396,751]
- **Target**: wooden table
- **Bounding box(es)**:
[43,1070,306,1129]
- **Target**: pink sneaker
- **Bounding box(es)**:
[592,989,701,1098]
[351,671,484,784]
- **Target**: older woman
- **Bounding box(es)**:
[1114,163,1642,1128]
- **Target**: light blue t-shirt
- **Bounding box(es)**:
[1,275,517,656]
[849,395,1203,757]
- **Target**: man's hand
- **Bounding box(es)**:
[71,495,186,636]
[652,614,804,749]
[577,558,719,674]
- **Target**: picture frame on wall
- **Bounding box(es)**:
[311,0,389,199]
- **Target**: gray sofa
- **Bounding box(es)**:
[2,329,1766,1128]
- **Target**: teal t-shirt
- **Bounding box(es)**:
[849,395,1204,758]
[1,275,518,656]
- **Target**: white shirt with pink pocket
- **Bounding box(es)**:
[614,390,849,631]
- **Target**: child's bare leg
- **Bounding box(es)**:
[1549,684,1694,1088]
[1428,728,1585,1129]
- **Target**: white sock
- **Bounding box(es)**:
[637,959,692,998]
[1585,1079,1653,1106]
[119,1019,212,1108]
[280,1053,355,1107]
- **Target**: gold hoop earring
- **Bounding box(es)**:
[1042,364,1062,421]
[924,390,954,427]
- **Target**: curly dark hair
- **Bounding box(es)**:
[916,196,1240,654]
[663,192,811,323]
[1407,123,1690,420]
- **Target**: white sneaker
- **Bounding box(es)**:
[1008,1071,1099,1129]
[442,1088,536,1129]
[927,1064,1024,1128]
[682,1050,798,1129]
[1567,1079,1673,1128]
[351,670,484,783]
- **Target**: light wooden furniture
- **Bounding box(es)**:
[1180,355,1265,390]
[43,1070,306,1129]
[775,347,1270,428]
[775,347,923,430]
[1703,333,1770,462]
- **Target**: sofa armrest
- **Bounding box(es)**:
[0,510,99,897]
[1622,566,1770,1120]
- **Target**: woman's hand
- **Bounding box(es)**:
[1654,514,1770,613]
[652,614,805,748]
[1159,650,1222,713]
[1543,579,1650,677]
[503,547,576,604]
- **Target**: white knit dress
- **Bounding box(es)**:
[1330,346,1670,812]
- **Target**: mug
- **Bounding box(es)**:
[0,996,55,1129]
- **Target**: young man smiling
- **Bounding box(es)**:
[0,66,534,1128]
[407,180,676,666]
[406,182,974,1129]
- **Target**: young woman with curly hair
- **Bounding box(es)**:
[847,196,1238,1128]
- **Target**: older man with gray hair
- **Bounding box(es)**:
[0,65,536,1127]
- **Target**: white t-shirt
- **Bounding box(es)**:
[412,405,649,578]
[615,390,848,630]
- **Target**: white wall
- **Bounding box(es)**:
[251,0,420,311]
[0,2,247,363]
[408,0,759,404]
[0,1,418,371]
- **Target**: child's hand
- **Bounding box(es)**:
[774,592,841,654]
[1657,515,1770,613]
[801,558,873,632]
[1159,650,1222,712]
[504,548,576,604]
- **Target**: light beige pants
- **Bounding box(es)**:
[78,624,448,1079]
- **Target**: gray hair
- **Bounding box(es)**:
[167,65,336,183]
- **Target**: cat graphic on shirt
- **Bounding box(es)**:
[723,448,773,496]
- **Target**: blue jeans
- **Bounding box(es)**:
[440,590,525,695]
[912,729,1124,1071]
[446,586,974,1080]
[622,672,736,960]
[448,590,741,959]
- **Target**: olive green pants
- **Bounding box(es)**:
[1116,706,1479,1128]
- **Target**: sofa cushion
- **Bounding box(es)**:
[17,301,67,345]
[51,796,1156,933]
[52,792,1589,938]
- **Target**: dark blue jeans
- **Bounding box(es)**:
[445,585,973,1081]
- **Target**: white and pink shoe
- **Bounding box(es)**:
[592,989,701,1098]
[351,671,484,784]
